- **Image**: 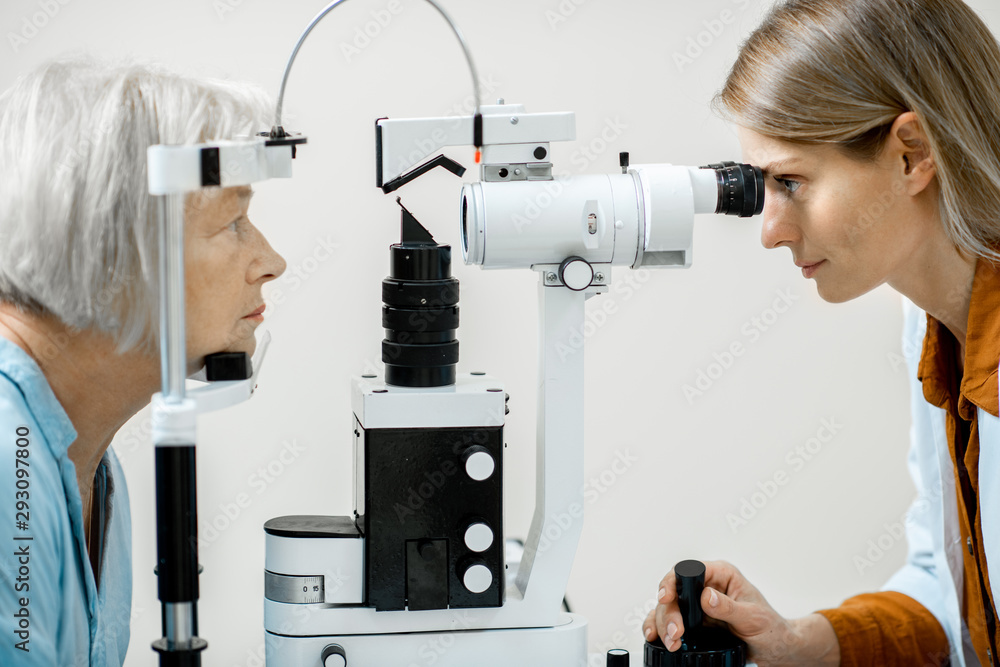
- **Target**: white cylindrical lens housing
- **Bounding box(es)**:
[460,165,718,270]
[461,174,626,270]
[630,164,719,268]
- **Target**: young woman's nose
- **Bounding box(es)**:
[759,204,800,250]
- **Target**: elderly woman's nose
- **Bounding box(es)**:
[263,246,287,282]
[249,225,287,282]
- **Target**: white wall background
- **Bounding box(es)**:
[5,0,1000,665]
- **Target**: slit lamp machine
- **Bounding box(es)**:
[143,2,765,666]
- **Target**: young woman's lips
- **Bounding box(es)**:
[800,261,825,278]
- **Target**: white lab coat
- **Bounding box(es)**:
[882,299,998,667]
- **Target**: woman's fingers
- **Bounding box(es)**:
[702,586,739,621]
[656,602,685,648]
[643,609,656,641]
[701,560,745,596]
[656,571,677,604]
[639,603,685,652]
[701,584,779,642]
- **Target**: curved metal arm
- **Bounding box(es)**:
[274,0,482,132]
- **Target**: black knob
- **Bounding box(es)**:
[607,648,629,666]
[321,643,347,667]
[558,256,594,291]
[675,559,706,631]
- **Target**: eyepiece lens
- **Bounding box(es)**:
[702,162,765,218]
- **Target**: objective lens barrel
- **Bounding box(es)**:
[382,213,459,387]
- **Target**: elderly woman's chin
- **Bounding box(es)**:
[186,323,260,375]
[223,331,259,358]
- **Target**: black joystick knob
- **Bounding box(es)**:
[644,559,747,667]
[607,648,629,666]
[676,559,705,631]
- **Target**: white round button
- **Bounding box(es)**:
[465,451,495,481]
[464,523,494,552]
[324,654,346,667]
[463,564,493,594]
[560,258,594,291]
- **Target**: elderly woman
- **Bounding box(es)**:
[0,59,286,665]
[645,0,1000,665]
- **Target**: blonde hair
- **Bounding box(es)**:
[0,57,273,352]
[716,0,1000,262]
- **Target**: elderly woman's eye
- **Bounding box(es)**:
[775,177,801,194]
[227,217,242,231]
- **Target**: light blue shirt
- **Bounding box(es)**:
[0,336,132,666]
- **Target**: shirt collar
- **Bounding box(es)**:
[961,258,1000,418]
[0,335,77,456]
[918,258,1000,419]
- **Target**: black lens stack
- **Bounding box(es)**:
[381,204,460,387]
[702,161,765,218]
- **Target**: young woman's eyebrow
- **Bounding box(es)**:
[760,159,800,176]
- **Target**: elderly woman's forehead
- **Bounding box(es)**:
[186,186,252,210]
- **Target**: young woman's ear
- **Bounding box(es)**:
[889,112,936,194]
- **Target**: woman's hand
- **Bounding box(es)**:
[641,560,841,666]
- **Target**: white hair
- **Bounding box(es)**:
[0,57,274,352]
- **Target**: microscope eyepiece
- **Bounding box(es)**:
[702,162,765,218]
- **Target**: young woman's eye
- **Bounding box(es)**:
[774,177,801,194]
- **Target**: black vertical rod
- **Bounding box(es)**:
[151,445,206,665]
[156,446,199,603]
[153,445,208,667]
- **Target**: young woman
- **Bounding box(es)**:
[644,1,1000,665]
[0,59,286,665]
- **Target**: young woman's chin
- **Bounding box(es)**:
[814,276,879,304]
